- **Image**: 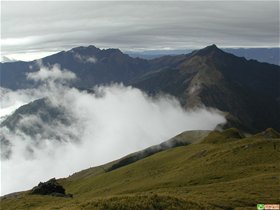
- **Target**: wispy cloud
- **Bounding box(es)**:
[26,62,76,83]
[74,53,97,64]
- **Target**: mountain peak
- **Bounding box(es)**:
[193,44,222,56]
[69,46,125,57]
[205,44,218,50]
[103,48,123,53]
[70,45,101,54]
[72,45,99,50]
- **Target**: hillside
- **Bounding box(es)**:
[1,128,280,210]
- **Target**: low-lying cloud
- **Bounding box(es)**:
[0,87,42,122]
[0,64,226,195]
[74,53,97,64]
[27,62,76,83]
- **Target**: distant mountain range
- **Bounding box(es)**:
[127,48,280,65]
[223,48,279,65]
[1,45,279,133]
[0,56,18,63]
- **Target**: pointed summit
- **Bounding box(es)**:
[205,44,218,50]
[193,44,223,56]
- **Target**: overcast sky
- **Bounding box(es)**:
[1,1,279,61]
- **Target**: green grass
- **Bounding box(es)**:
[1,129,280,210]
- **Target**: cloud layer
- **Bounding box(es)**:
[0,64,225,195]
[27,63,76,82]
[1,1,279,61]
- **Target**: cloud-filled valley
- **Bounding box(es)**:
[0,64,226,195]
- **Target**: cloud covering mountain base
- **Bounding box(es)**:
[0,64,226,195]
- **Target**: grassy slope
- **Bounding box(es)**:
[1,129,280,210]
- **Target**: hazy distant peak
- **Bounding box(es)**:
[1,56,18,63]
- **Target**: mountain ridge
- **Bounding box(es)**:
[127,47,280,65]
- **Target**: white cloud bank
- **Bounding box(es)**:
[0,64,226,195]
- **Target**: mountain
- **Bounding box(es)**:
[223,48,280,66]
[1,45,279,133]
[1,98,70,134]
[1,128,279,209]
[128,48,280,65]
[0,46,150,90]
[0,56,18,63]
[132,45,280,133]
[0,98,77,159]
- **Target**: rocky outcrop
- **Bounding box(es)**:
[31,178,72,198]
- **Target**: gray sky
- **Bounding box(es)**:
[1,1,279,61]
